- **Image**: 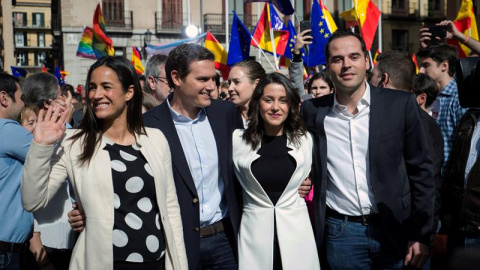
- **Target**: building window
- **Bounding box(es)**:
[392,0,407,10]
[162,0,183,29]
[16,52,28,66]
[103,0,124,24]
[38,33,45,47]
[114,47,125,57]
[15,32,27,47]
[32,13,45,27]
[429,0,442,11]
[391,29,409,52]
[13,12,27,27]
[35,52,46,66]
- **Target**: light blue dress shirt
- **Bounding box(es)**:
[465,118,480,183]
[0,119,33,243]
[167,100,227,227]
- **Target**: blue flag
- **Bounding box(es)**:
[10,66,27,78]
[283,20,306,61]
[54,66,65,86]
[227,12,252,66]
[306,0,333,67]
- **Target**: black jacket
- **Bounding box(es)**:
[441,108,480,236]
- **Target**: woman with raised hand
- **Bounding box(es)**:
[22,56,187,270]
[232,73,320,270]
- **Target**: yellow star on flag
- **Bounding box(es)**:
[320,28,324,34]
[324,33,329,38]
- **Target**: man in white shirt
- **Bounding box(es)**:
[301,31,435,269]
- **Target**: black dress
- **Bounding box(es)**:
[251,134,296,270]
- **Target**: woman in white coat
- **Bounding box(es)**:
[22,56,188,270]
[233,73,320,270]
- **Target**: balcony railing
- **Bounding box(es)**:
[105,11,133,31]
[204,13,258,35]
[155,11,188,32]
[13,20,51,29]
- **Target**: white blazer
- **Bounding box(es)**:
[22,128,188,270]
[232,129,320,270]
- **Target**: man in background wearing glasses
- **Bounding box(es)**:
[145,54,173,103]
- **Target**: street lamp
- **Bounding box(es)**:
[143,29,152,59]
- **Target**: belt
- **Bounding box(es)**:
[326,208,380,226]
[200,219,225,238]
[0,241,29,254]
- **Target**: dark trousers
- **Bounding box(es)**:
[43,246,72,270]
[197,231,237,270]
[325,215,404,270]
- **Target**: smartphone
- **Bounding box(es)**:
[427,25,446,39]
[300,21,311,33]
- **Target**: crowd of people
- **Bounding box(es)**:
[1,19,480,270]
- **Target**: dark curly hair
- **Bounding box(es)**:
[243,72,306,150]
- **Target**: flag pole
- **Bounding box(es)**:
[225,2,229,51]
[378,0,382,52]
[251,35,276,70]
[269,27,279,70]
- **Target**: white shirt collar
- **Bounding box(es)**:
[332,81,371,117]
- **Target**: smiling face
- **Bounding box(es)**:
[228,66,257,107]
[326,36,369,95]
[170,60,216,117]
[88,66,133,123]
[310,78,332,98]
[259,83,289,136]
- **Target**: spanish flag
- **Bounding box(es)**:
[449,0,479,58]
[205,31,230,79]
[354,0,381,51]
[251,3,289,56]
[131,47,144,75]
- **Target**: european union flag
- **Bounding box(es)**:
[283,20,306,61]
[54,66,65,86]
[306,0,333,67]
[227,11,252,66]
[10,66,27,78]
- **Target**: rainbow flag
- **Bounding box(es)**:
[92,3,114,58]
[251,3,289,56]
[76,26,96,59]
[131,47,144,75]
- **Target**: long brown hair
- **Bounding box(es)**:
[243,73,306,150]
[71,56,145,165]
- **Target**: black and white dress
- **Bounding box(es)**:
[104,140,166,264]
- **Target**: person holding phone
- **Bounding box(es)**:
[419,20,480,55]
[289,27,313,97]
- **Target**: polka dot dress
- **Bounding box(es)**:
[104,141,166,263]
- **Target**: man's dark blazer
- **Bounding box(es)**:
[301,85,435,256]
[419,109,444,230]
[143,96,243,269]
